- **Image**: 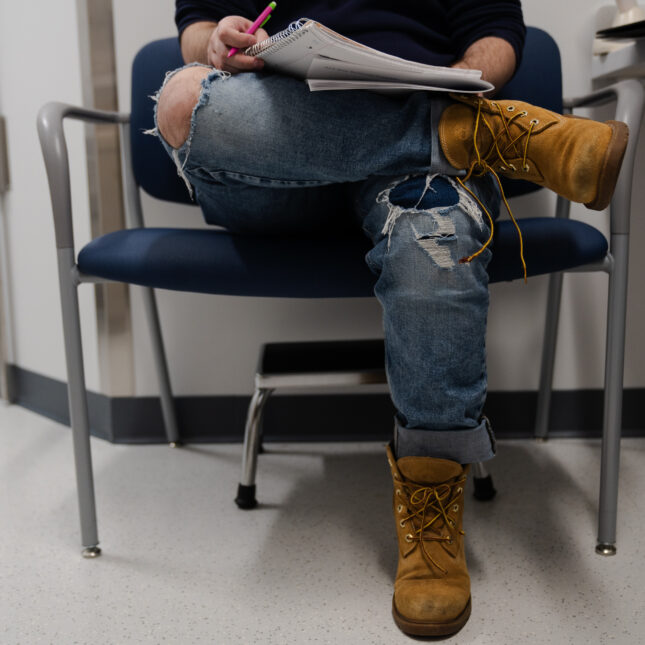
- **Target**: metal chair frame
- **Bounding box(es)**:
[37,77,644,558]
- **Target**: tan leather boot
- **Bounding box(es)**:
[439,94,629,211]
[386,443,471,637]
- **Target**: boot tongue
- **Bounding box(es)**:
[396,456,463,486]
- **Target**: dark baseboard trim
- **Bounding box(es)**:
[8,365,645,443]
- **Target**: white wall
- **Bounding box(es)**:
[1,1,643,401]
[0,0,101,391]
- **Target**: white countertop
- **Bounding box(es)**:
[592,5,645,81]
[592,39,645,81]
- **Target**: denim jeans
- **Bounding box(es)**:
[154,67,501,463]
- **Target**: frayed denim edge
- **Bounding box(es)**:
[376,174,484,253]
[146,63,230,199]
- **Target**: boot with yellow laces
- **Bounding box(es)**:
[439,94,629,211]
[386,443,471,637]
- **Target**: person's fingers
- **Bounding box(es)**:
[254,27,269,43]
[219,14,253,31]
[219,24,258,50]
[209,40,263,73]
[223,27,268,71]
[206,15,267,74]
[227,53,264,73]
[207,38,223,68]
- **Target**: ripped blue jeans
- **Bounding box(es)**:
[154,67,501,463]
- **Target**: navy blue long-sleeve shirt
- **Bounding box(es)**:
[175,1,526,70]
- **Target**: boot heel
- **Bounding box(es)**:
[392,596,472,636]
[585,120,629,211]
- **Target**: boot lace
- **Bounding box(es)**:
[456,98,534,282]
[400,475,467,574]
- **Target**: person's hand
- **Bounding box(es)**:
[207,16,269,74]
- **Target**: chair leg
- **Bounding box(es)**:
[536,195,571,440]
[140,287,180,446]
[595,78,645,554]
[235,387,273,509]
[535,272,564,441]
[57,249,101,558]
[596,234,629,556]
[472,461,497,501]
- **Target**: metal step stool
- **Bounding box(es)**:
[234,338,495,508]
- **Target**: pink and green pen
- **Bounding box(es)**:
[227,2,277,58]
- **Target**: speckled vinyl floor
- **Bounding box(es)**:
[1,403,644,644]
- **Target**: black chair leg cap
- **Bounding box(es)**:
[473,475,497,501]
[235,484,257,509]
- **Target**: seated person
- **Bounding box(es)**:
[152,0,628,636]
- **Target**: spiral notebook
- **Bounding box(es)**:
[245,19,493,94]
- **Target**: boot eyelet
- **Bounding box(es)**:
[405,534,413,543]
[393,473,400,481]
[506,105,515,112]
[530,118,539,125]
[456,487,463,495]
[520,110,528,116]
[399,520,406,528]
[449,520,455,527]
[453,504,459,512]
[396,489,402,496]
[509,164,517,172]
[524,164,530,172]
[499,166,506,171]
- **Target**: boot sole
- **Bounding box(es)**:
[392,596,472,637]
[585,120,629,211]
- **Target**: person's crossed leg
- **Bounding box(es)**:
[153,66,628,637]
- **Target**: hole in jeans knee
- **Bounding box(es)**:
[377,174,488,270]
[389,175,458,210]
[157,67,211,149]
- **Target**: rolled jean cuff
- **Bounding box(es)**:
[395,416,496,464]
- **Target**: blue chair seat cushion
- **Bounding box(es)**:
[490,217,608,282]
[77,218,608,297]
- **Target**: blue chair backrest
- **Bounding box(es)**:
[129,27,562,205]
[130,38,190,204]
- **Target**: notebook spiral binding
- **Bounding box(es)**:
[244,19,309,57]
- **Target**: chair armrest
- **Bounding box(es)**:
[564,80,645,234]
[564,87,619,110]
[37,102,130,250]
